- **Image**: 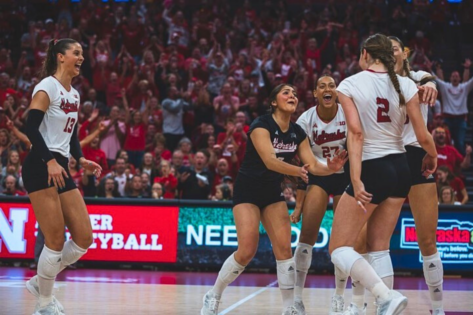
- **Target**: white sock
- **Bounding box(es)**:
[423,252,444,310]
[60,239,87,270]
[350,253,370,308]
[212,253,245,296]
[37,246,62,307]
[334,265,347,296]
[277,257,296,309]
[351,258,390,301]
[294,243,312,300]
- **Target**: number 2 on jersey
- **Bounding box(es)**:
[63,117,76,133]
[376,97,391,123]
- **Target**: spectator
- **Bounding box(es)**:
[123,92,150,168]
[162,86,190,151]
[433,127,471,176]
[213,83,240,133]
[436,166,468,205]
[154,160,178,199]
[68,157,84,195]
[427,58,473,155]
[150,182,164,199]
[100,105,126,167]
[438,186,461,205]
[283,185,296,202]
[178,150,213,200]
[126,174,147,198]
[0,128,13,166]
[211,183,232,201]
[109,157,129,197]
[82,136,109,177]
[1,174,25,196]
[141,172,152,198]
[207,49,229,98]
[177,137,194,167]
[97,177,121,198]
[2,149,22,180]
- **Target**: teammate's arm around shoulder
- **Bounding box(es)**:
[251,128,308,182]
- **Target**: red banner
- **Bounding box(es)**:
[0,203,179,263]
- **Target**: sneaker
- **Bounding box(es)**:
[330,294,345,314]
[32,300,62,315]
[26,276,64,313]
[375,290,408,315]
[432,308,445,315]
[294,299,306,315]
[282,305,299,315]
[201,290,221,315]
[343,303,367,315]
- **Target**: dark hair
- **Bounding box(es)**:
[362,34,405,106]
[216,183,232,201]
[40,38,79,79]
[437,165,455,182]
[314,75,335,90]
[97,177,121,198]
[269,84,296,113]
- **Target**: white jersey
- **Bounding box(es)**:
[337,70,418,161]
[32,76,80,158]
[296,105,347,174]
[403,70,430,147]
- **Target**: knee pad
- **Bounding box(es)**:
[331,246,362,277]
[369,250,393,279]
[61,240,87,266]
[295,243,312,271]
[218,253,245,285]
[277,257,295,290]
[423,252,443,287]
[37,246,62,280]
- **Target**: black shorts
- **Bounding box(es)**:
[233,173,285,209]
[345,153,411,204]
[22,150,77,194]
[405,145,436,186]
[308,172,349,196]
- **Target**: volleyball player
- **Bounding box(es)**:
[23,38,102,315]
[329,34,437,315]
[290,75,349,315]
[201,84,347,315]
[390,36,444,315]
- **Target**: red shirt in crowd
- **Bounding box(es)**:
[82,145,109,176]
[436,145,464,174]
[448,177,465,202]
[154,174,178,199]
[124,123,146,151]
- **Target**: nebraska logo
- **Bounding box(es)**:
[313,129,346,145]
[0,207,29,254]
[401,218,473,264]
[272,138,297,153]
[60,98,79,114]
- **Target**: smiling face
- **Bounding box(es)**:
[271,85,298,114]
[390,39,407,75]
[314,76,337,109]
[57,42,84,77]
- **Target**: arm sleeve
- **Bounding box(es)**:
[69,124,84,161]
[25,109,55,163]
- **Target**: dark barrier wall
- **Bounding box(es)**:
[1,197,472,274]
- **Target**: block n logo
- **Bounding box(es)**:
[0,208,29,254]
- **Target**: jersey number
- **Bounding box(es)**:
[322,146,339,158]
[63,117,76,133]
[376,97,391,123]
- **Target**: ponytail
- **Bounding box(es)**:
[39,38,79,79]
[386,62,406,106]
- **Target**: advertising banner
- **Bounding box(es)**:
[0,202,180,263]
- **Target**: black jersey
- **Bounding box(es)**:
[239,114,307,183]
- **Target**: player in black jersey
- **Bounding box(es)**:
[201,84,347,315]
[23,39,102,315]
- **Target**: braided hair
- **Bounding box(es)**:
[362,34,406,106]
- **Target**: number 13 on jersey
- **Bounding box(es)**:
[63,117,76,133]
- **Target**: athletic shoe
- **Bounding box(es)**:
[432,308,445,315]
[294,299,306,315]
[330,294,345,314]
[201,290,221,315]
[343,303,367,315]
[32,300,62,315]
[375,290,408,315]
[26,276,64,313]
[282,305,299,315]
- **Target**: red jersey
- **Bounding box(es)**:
[436,145,463,174]
[154,174,178,199]
[124,123,146,151]
[82,146,109,175]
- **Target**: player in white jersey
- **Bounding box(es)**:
[289,75,349,315]
[390,36,445,315]
[329,34,437,315]
[23,38,102,315]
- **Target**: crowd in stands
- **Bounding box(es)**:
[0,0,471,204]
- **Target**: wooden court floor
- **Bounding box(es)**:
[1,268,472,314]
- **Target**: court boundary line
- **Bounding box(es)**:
[219,280,279,315]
